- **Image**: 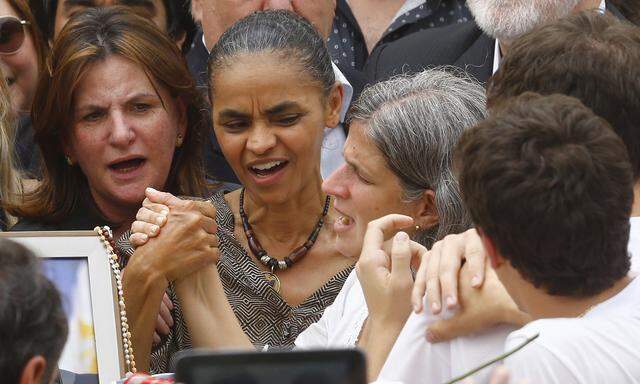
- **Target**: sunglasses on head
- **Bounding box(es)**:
[0,16,29,55]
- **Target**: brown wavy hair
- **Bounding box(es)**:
[9,6,208,223]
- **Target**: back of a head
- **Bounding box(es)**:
[0,239,68,383]
[457,93,633,297]
[487,11,640,180]
[347,68,487,247]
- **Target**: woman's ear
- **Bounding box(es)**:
[413,189,439,231]
[176,97,188,139]
[324,81,344,129]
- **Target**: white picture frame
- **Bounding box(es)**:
[0,231,125,383]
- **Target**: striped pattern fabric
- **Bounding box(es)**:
[118,192,352,373]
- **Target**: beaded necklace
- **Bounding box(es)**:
[95,226,137,375]
[239,188,331,293]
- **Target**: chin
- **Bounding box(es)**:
[335,233,362,259]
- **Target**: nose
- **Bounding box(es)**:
[246,124,277,155]
[322,162,350,199]
[263,0,294,11]
[108,110,135,148]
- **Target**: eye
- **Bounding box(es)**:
[347,163,372,185]
[81,111,104,122]
[221,119,250,132]
[357,173,372,185]
[132,103,151,113]
[275,114,302,126]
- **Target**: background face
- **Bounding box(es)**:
[198,0,336,50]
[53,0,168,39]
[466,0,580,41]
[67,55,184,218]
[0,0,39,114]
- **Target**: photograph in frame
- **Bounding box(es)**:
[0,231,126,383]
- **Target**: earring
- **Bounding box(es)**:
[65,156,74,166]
[415,225,421,231]
[176,134,184,148]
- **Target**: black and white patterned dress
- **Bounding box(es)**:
[118,191,353,373]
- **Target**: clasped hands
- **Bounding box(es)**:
[126,188,219,343]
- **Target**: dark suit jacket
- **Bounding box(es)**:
[366,4,625,85]
[185,29,367,183]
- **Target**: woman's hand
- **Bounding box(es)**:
[356,214,428,382]
[412,228,487,315]
[129,187,215,248]
[357,214,419,326]
[425,262,531,343]
[127,188,219,283]
[152,293,174,345]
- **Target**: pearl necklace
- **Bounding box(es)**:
[95,226,137,375]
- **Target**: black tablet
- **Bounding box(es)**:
[173,349,367,384]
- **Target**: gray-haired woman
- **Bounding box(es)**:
[132,64,487,375]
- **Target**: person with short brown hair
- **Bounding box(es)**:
[454,92,639,383]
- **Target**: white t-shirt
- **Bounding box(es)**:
[376,300,515,384]
[629,216,639,273]
[504,277,640,383]
[295,270,367,348]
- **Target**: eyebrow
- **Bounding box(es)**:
[75,92,159,111]
[116,0,157,11]
[264,101,301,115]
[217,109,250,120]
[62,0,96,10]
[217,101,303,120]
[62,0,157,11]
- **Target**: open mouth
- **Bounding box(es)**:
[108,158,146,173]
[248,160,289,177]
[333,206,355,233]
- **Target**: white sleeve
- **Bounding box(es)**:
[377,296,513,384]
[504,331,581,384]
[294,271,357,349]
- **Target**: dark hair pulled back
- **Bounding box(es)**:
[207,10,335,100]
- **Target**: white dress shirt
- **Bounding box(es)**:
[321,64,353,179]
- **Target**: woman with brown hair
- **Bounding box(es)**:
[0,0,48,173]
[0,75,21,230]
[9,6,210,240]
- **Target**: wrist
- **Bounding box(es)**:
[124,249,168,294]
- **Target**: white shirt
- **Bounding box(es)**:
[321,64,353,179]
[295,270,367,348]
[202,36,352,180]
[375,217,638,384]
[630,216,640,274]
[493,0,607,74]
[504,277,640,383]
[377,301,515,384]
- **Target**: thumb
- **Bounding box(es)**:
[390,231,412,280]
[145,187,185,208]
